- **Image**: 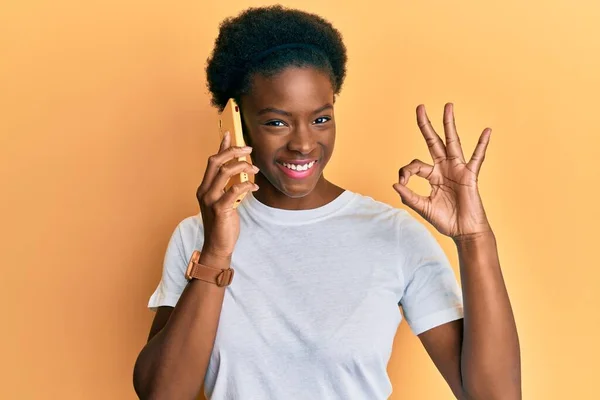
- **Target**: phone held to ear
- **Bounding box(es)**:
[219,98,254,209]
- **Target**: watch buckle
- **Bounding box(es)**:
[216,268,234,287]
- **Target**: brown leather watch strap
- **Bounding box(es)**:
[185,250,234,287]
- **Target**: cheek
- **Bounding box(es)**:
[248,141,276,168]
[323,129,336,154]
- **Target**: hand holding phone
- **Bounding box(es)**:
[218,98,254,208]
[195,100,259,258]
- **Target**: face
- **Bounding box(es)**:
[240,67,336,202]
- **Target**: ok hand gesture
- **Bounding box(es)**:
[393,103,493,240]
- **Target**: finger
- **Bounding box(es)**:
[219,130,231,152]
[416,104,446,164]
[205,161,259,204]
[466,128,492,175]
[443,103,465,162]
[398,159,434,185]
[199,146,253,195]
[392,182,429,218]
[202,131,231,192]
[215,181,259,211]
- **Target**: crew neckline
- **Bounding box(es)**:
[242,189,356,225]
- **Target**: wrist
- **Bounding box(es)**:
[199,248,232,270]
[453,230,497,258]
[453,229,496,246]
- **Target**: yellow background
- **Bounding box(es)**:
[1,0,598,398]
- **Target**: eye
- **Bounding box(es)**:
[264,120,287,127]
[313,116,331,124]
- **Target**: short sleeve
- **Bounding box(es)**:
[397,212,464,335]
[148,215,203,311]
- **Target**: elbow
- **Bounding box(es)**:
[133,369,161,400]
[132,360,148,400]
[133,354,190,400]
[461,389,521,400]
[461,377,522,400]
[133,351,159,400]
[460,354,522,399]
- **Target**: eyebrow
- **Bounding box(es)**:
[256,103,333,117]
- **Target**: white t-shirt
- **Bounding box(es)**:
[148,189,463,399]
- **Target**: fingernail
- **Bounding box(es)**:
[253,184,259,190]
[242,146,252,151]
[400,177,405,184]
[252,166,260,173]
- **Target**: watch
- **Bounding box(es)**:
[185,250,234,287]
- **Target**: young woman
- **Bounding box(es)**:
[133,6,521,400]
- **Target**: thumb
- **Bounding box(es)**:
[393,183,426,215]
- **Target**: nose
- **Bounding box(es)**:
[286,123,316,155]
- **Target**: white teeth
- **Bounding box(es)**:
[282,161,316,171]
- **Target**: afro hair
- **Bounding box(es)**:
[206,5,348,111]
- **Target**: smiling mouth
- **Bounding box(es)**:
[277,160,317,171]
[275,160,318,179]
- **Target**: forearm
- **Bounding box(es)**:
[455,231,521,399]
[133,252,229,400]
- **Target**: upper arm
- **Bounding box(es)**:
[146,216,202,341]
[397,213,466,397]
[147,306,174,342]
[418,319,465,399]
[397,213,464,335]
[148,216,202,310]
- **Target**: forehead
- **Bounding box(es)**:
[245,67,333,111]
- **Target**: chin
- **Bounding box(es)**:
[276,175,322,199]
[280,189,313,199]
